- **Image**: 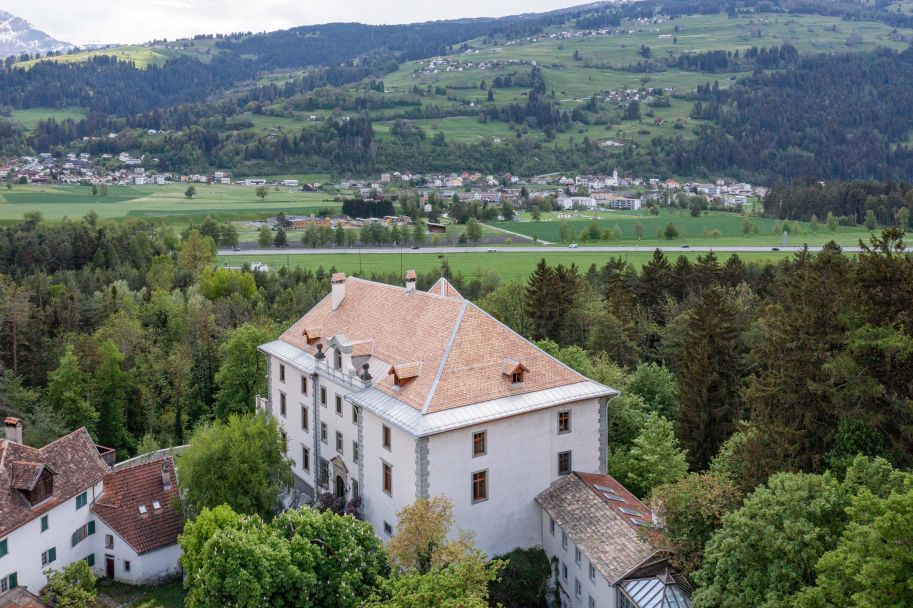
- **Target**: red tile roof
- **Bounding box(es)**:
[91,457,181,554]
[0,428,111,537]
[278,277,585,413]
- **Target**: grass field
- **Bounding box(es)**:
[218,249,792,281]
[9,107,89,129]
[494,209,874,247]
[0,184,338,224]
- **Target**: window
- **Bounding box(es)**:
[105,534,114,550]
[336,431,344,453]
[319,459,329,485]
[279,392,287,417]
[0,539,6,557]
[352,479,359,499]
[301,375,307,394]
[561,562,567,581]
[320,386,327,406]
[575,547,582,565]
[511,370,524,384]
[558,451,572,476]
[353,441,360,462]
[124,560,131,573]
[76,491,88,509]
[335,395,342,416]
[561,531,568,550]
[321,422,327,443]
[558,411,571,434]
[383,521,393,536]
[382,425,391,450]
[85,554,95,567]
[71,521,95,547]
[279,364,285,382]
[549,517,555,536]
[0,572,17,594]
[301,406,309,431]
[40,515,48,532]
[471,470,488,503]
[352,406,359,424]
[589,595,596,608]
[472,431,486,457]
[302,446,310,473]
[589,562,596,582]
[334,349,342,369]
[383,463,393,495]
[41,547,56,566]
[575,578,582,598]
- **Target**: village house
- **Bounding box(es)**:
[257,274,617,558]
[0,419,182,599]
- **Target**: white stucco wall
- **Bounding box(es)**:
[94,520,181,585]
[427,397,603,558]
[540,509,616,608]
[0,480,103,594]
[360,409,417,540]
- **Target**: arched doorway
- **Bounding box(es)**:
[335,475,346,499]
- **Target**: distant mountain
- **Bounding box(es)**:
[0,10,70,57]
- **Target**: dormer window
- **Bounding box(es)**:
[502,358,529,386]
[334,349,342,370]
[389,362,421,389]
[10,461,55,507]
[303,327,322,345]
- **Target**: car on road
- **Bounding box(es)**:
[232,246,241,251]
[680,244,690,249]
[568,243,579,249]
[487,248,497,252]
[411,246,420,250]
[771,247,780,251]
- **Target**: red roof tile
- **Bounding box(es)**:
[0,428,111,537]
[91,457,181,554]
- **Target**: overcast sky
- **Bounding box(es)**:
[7,0,581,46]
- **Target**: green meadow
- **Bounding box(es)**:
[0,184,338,224]
[496,208,874,248]
[217,249,793,281]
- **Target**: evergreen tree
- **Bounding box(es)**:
[47,345,96,432]
[91,340,133,454]
[524,259,561,341]
[671,287,745,470]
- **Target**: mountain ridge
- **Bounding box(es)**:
[0,9,71,57]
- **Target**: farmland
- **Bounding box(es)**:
[216,249,795,281]
[0,184,338,225]
[9,107,89,129]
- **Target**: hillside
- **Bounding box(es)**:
[0,10,70,57]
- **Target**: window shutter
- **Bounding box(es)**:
[71,531,78,547]
[88,521,95,535]
[49,547,56,563]
[8,572,16,589]
[0,539,7,557]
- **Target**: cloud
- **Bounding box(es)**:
[6,0,578,45]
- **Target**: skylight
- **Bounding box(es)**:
[152,500,161,510]
[619,507,642,516]
[138,505,147,514]
[631,518,652,527]
[602,492,625,502]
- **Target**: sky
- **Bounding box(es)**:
[6,0,582,46]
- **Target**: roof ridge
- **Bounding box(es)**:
[37,426,91,453]
[422,300,470,414]
[348,275,464,303]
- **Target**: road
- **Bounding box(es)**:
[220,245,870,255]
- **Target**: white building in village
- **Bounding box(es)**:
[0,419,182,600]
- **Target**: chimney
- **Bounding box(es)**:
[331,273,346,310]
[405,270,417,292]
[161,460,172,491]
[3,417,23,444]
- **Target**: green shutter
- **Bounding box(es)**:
[88,521,95,535]
[48,547,56,563]
[0,539,7,557]
[71,530,79,547]
[41,516,48,532]
[8,572,16,589]
[86,554,95,567]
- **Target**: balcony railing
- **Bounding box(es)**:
[315,360,371,390]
